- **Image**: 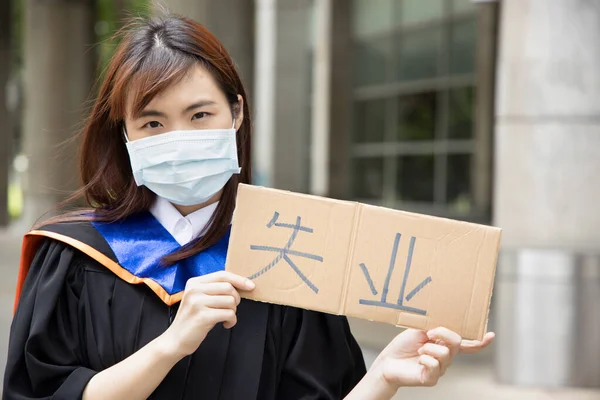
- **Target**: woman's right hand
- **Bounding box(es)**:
[161,271,255,358]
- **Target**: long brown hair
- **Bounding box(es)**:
[42,13,252,264]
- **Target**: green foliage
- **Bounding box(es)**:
[10,0,150,78]
[96,0,151,77]
[11,0,23,71]
[8,181,22,219]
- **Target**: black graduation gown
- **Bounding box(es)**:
[3,221,366,400]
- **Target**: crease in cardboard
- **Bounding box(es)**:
[447,226,476,246]
[480,230,502,339]
[434,229,455,243]
[338,203,362,316]
[461,229,485,338]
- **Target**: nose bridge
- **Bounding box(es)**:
[169,117,194,132]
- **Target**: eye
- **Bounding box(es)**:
[191,112,208,121]
[143,121,163,129]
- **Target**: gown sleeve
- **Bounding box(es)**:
[3,239,98,400]
[277,307,367,399]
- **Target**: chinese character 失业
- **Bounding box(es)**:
[248,211,323,293]
[359,233,432,315]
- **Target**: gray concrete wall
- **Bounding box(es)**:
[272,0,313,192]
[494,0,600,251]
[493,0,600,388]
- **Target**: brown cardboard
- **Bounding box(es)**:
[225,184,502,340]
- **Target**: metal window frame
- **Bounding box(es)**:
[352,6,476,42]
[353,139,475,157]
[353,197,491,224]
[349,0,487,220]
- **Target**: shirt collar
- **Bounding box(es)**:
[149,196,219,246]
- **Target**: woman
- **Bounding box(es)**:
[3,14,493,400]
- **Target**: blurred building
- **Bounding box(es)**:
[194,0,600,389]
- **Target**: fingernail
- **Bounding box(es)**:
[246,279,255,289]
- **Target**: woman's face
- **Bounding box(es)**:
[124,65,243,141]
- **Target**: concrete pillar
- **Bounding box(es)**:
[0,0,11,226]
[253,0,276,188]
[493,0,600,388]
[328,0,352,200]
[309,0,332,197]
[472,2,498,219]
[272,0,313,192]
[21,0,96,227]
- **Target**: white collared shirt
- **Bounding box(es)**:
[149,196,218,246]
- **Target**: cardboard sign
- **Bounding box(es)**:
[225,184,502,340]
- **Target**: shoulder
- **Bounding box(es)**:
[23,220,115,280]
[29,220,118,265]
[15,221,117,309]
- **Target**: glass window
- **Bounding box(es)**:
[396,26,443,82]
[347,0,484,219]
[399,0,445,26]
[354,37,392,86]
[452,0,476,15]
[354,99,386,143]
[450,18,476,74]
[352,0,394,39]
[446,154,472,213]
[353,157,385,199]
[397,92,437,141]
[448,87,474,139]
[397,155,435,202]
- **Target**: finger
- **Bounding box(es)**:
[188,271,255,291]
[418,354,441,387]
[201,282,241,305]
[203,295,238,310]
[221,309,238,329]
[427,327,462,357]
[387,328,429,350]
[204,308,238,329]
[459,332,495,354]
[379,358,425,388]
[418,343,451,375]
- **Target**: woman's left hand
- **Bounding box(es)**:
[344,328,494,400]
[371,328,494,388]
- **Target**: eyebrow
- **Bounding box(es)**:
[136,100,218,120]
[183,100,217,113]
[137,109,167,119]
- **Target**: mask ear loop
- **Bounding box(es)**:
[232,100,241,130]
[231,112,237,130]
[122,125,130,143]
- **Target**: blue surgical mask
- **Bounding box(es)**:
[124,121,241,206]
